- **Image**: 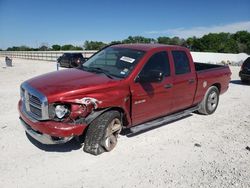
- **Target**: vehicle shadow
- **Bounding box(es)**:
[121,114,192,137]
[230,80,250,85]
[26,114,193,151]
[26,133,83,152]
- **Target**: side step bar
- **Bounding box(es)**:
[130,105,200,134]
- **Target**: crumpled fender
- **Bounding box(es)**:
[58,85,132,126]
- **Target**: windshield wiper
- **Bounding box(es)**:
[81,66,115,79]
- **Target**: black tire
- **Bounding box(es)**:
[83,110,122,155]
[198,86,219,115]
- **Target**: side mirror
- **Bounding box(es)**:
[136,70,164,83]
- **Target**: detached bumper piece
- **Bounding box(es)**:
[20,117,73,145]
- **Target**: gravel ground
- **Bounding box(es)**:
[0,58,249,188]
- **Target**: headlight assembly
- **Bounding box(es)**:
[55,105,69,119]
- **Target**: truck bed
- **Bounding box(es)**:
[192,62,231,105]
[194,62,227,72]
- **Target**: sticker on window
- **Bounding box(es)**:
[120,68,129,75]
[120,56,135,63]
[123,68,129,72]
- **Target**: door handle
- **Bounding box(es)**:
[188,79,195,84]
[164,84,173,89]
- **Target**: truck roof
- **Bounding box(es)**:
[112,43,186,51]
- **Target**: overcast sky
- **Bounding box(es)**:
[0,0,249,49]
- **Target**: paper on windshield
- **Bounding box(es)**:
[120,56,135,63]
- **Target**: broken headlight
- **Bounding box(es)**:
[55,105,69,119]
[49,104,70,120]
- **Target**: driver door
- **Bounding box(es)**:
[130,51,173,126]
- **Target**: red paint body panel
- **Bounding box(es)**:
[27,68,117,103]
[18,101,87,137]
[129,47,174,125]
[130,76,173,125]
[193,68,231,104]
[169,47,197,112]
[18,44,231,138]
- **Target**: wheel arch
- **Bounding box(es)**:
[85,107,129,127]
[211,83,221,93]
[198,84,220,115]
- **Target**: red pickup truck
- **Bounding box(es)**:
[18,44,231,155]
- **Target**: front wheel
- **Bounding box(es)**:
[198,86,219,115]
[83,110,122,155]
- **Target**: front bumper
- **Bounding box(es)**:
[18,100,87,144]
[20,117,73,144]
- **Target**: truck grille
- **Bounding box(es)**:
[20,82,49,120]
[29,94,42,106]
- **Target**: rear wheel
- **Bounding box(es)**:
[198,86,219,115]
[83,110,122,155]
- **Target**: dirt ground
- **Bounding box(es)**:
[0,58,249,188]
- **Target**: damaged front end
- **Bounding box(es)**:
[48,97,102,123]
[19,83,103,145]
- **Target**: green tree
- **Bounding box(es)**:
[52,44,61,51]
[122,36,155,44]
[198,32,239,53]
[7,45,32,51]
[110,40,122,45]
[157,36,186,46]
[74,46,83,50]
[157,37,171,44]
[169,37,182,45]
[233,31,250,54]
[4,31,250,54]
[61,44,75,50]
[192,38,205,52]
[84,41,107,50]
[39,45,49,51]
[223,38,238,53]
[6,46,16,51]
[186,37,195,50]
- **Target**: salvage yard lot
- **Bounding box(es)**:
[0,57,249,188]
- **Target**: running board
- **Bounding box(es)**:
[130,105,200,134]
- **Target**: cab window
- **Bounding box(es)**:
[172,51,191,75]
[140,51,170,77]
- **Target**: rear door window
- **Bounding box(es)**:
[172,51,191,75]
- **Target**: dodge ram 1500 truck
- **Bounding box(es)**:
[18,44,231,155]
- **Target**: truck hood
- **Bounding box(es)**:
[26,68,119,102]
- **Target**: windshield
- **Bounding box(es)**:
[81,47,145,78]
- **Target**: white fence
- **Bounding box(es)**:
[0,50,249,65]
[0,50,97,61]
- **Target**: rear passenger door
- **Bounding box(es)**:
[171,50,196,112]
